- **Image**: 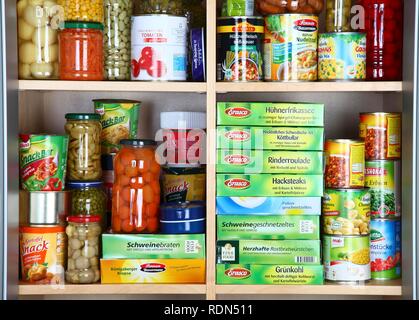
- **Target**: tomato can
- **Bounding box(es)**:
[217,16,264,82]
[370,219,401,280]
[131,15,188,81]
[322,188,370,236]
[264,14,318,81]
[359,112,401,160]
[324,139,365,189]
[323,234,371,283]
[365,160,401,219]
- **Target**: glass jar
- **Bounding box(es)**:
[17,0,61,79]
[359,0,403,80]
[59,22,104,80]
[112,139,161,234]
[64,113,102,180]
[134,0,185,15]
[57,0,104,23]
[326,0,352,32]
[65,216,101,284]
[255,0,324,14]
[104,0,133,80]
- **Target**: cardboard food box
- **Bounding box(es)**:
[217,102,325,127]
[102,234,206,259]
[217,240,321,265]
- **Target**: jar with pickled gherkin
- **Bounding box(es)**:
[57,0,104,23]
[64,114,102,181]
[326,0,352,32]
[134,0,185,15]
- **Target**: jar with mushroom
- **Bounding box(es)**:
[65,216,101,284]
[65,114,102,181]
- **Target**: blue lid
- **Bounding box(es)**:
[160,201,205,221]
[101,154,115,170]
[67,181,103,189]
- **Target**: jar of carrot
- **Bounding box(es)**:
[112,139,161,234]
[59,22,104,80]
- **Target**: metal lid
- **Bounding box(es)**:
[64,22,104,30]
[162,165,206,175]
[67,215,102,223]
[66,181,103,189]
[160,112,206,129]
[360,112,401,116]
[65,113,101,121]
[326,139,364,144]
[160,201,205,221]
[93,99,141,105]
[120,139,157,147]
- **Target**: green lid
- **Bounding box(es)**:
[65,113,101,120]
[64,22,104,30]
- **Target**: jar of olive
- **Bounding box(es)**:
[134,0,185,15]
[65,215,101,284]
[65,113,102,181]
[326,0,352,32]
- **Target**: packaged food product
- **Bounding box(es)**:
[217,102,325,126]
[190,28,206,82]
[131,14,188,81]
[221,0,255,16]
[217,174,324,197]
[20,225,66,284]
[217,240,321,265]
[102,233,206,259]
[112,139,161,234]
[365,160,401,218]
[217,126,325,151]
[318,32,367,81]
[93,99,141,154]
[65,216,101,284]
[160,202,206,234]
[101,259,206,284]
[17,0,60,79]
[217,150,323,174]
[370,219,401,280]
[255,0,325,15]
[264,14,318,81]
[135,0,185,15]
[217,215,320,240]
[19,134,69,191]
[57,0,104,23]
[217,264,324,285]
[64,113,102,181]
[322,188,370,236]
[359,112,401,160]
[324,139,365,188]
[217,17,264,82]
[104,0,134,80]
[323,234,371,282]
[216,196,322,215]
[59,22,104,80]
[101,154,115,214]
[326,0,352,32]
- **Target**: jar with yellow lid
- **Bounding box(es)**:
[57,0,104,23]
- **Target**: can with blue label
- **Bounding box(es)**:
[370,218,401,280]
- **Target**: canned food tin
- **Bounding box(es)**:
[318,32,366,81]
[159,201,206,234]
[365,160,401,218]
[370,219,401,280]
[323,235,371,282]
[217,16,264,82]
[325,139,365,189]
[322,189,370,236]
[359,112,401,160]
[264,14,318,81]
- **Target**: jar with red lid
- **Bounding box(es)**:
[358,0,403,80]
[59,22,104,80]
[112,139,161,234]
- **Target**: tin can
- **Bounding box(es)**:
[131,14,188,81]
[359,112,401,160]
[322,189,370,236]
[160,201,206,234]
[370,219,401,280]
[323,234,371,282]
[318,32,366,81]
[217,16,264,82]
[325,139,365,189]
[365,160,401,218]
[264,14,318,82]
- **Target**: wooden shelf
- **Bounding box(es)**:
[18,80,207,93]
[216,81,403,93]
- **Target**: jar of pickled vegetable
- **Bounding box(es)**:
[59,22,104,80]
[57,0,104,23]
[17,0,61,79]
[104,0,133,80]
[134,0,185,15]
[65,113,102,181]
[65,215,101,284]
[326,0,352,32]
[112,139,161,234]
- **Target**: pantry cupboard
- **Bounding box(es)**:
[0,0,418,300]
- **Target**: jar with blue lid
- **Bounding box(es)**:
[160,201,205,234]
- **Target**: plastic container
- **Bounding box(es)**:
[160,202,205,234]
[256,0,324,14]
[65,216,102,284]
[59,22,104,80]
[326,0,352,32]
[112,139,161,234]
[58,0,104,23]
[64,113,102,180]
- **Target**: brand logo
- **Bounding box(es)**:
[225,268,251,279]
[331,237,344,248]
[365,167,387,176]
[225,107,252,118]
[294,19,317,32]
[165,181,190,194]
[140,263,166,273]
[224,178,251,189]
[370,229,385,242]
[225,130,251,141]
[22,240,49,256]
[233,22,256,33]
[355,45,366,53]
[19,134,31,151]
[95,106,105,116]
[224,154,250,165]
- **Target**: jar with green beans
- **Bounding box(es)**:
[326,0,352,32]
[134,0,185,15]
[104,0,133,80]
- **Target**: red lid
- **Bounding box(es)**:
[67,215,101,223]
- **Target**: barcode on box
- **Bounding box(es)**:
[185,240,199,254]
[295,256,317,263]
[299,220,314,233]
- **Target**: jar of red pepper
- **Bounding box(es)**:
[59,22,104,81]
[359,0,403,80]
